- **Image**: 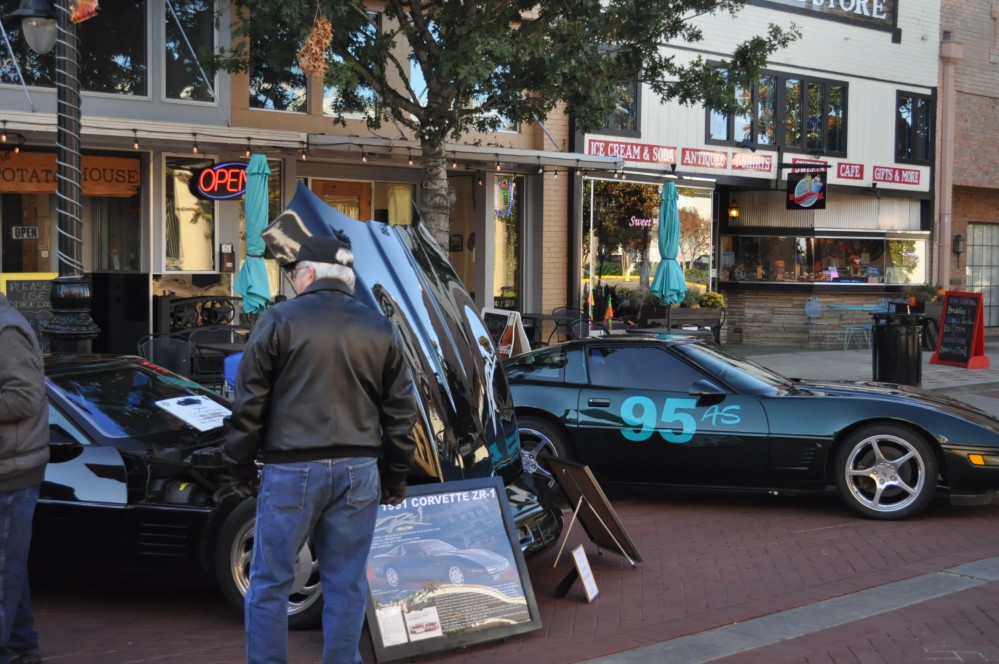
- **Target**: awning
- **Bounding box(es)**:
[306,134,625,174]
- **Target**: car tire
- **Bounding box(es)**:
[517,415,571,479]
[214,499,325,630]
[833,423,938,520]
[447,565,466,585]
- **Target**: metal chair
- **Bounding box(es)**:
[188,326,250,390]
[549,307,584,344]
[804,296,834,349]
[136,333,193,378]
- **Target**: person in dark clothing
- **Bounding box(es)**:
[0,293,49,664]
[223,233,418,664]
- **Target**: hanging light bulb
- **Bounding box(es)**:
[300,141,308,161]
[361,149,368,163]
[192,133,199,154]
[537,157,543,175]
[451,153,458,169]
[552,168,558,179]
[407,149,414,166]
[1,121,7,143]
[477,173,484,187]
[495,155,501,171]
[244,138,252,158]
[132,129,139,150]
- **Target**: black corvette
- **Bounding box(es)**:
[31,183,563,629]
[506,335,999,519]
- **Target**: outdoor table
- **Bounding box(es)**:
[521,311,580,345]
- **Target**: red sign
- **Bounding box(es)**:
[872,165,921,185]
[587,139,676,164]
[191,162,248,200]
[836,162,865,180]
[681,148,728,170]
[732,153,773,172]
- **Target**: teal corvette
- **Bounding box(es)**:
[505,335,999,519]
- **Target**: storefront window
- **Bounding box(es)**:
[165,156,216,271]
[2,0,148,94]
[493,177,522,310]
[96,196,141,272]
[720,235,928,285]
[165,0,215,102]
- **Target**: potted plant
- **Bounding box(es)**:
[903,284,943,312]
[697,291,726,309]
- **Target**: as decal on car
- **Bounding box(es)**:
[621,396,742,444]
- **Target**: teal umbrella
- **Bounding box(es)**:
[234,153,271,314]
[650,181,687,306]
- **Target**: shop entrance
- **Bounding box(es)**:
[311,180,372,220]
[2,194,49,272]
[967,222,999,328]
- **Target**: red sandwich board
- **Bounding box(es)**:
[930,291,991,369]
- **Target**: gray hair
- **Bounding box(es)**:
[299,259,355,292]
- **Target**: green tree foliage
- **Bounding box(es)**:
[216,0,797,246]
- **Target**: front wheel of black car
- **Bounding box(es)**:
[518,415,571,480]
[834,424,938,520]
[215,499,325,630]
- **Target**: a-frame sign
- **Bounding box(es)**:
[930,291,991,369]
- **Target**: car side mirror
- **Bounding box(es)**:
[49,426,85,462]
[689,379,726,406]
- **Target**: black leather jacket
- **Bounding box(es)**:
[223,279,418,488]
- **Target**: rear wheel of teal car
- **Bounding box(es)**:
[518,415,570,480]
[834,424,937,519]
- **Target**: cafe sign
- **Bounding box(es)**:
[0,152,140,197]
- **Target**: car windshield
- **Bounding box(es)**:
[48,361,230,444]
[674,342,794,394]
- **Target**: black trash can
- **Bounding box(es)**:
[871,312,923,385]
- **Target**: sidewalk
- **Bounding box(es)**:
[730,340,999,395]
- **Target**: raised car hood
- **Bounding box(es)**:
[262,182,521,484]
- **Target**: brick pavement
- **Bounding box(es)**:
[30,489,999,663]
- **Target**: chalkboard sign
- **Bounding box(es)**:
[481,309,509,346]
[1,273,57,347]
[930,291,990,369]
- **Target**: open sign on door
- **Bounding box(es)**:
[11,226,39,240]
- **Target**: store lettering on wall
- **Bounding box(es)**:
[0,152,141,196]
[758,0,896,28]
[731,153,773,172]
[587,139,677,164]
[873,166,920,185]
[681,148,728,170]
[837,162,865,180]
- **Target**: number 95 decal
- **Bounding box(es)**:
[620,396,741,444]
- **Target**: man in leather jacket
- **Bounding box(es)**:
[0,293,48,664]
[224,233,418,664]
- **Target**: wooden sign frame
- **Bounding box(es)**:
[543,457,642,565]
[930,291,991,369]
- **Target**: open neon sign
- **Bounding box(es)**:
[190,162,247,200]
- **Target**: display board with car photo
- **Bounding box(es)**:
[365,477,541,662]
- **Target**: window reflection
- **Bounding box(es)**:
[165,0,215,102]
[165,156,216,271]
[720,235,927,285]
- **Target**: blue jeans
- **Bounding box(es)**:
[246,458,380,664]
[0,486,40,664]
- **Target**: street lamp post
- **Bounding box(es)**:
[7,0,99,353]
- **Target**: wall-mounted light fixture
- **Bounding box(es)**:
[871,182,881,199]
[727,200,741,219]
[953,234,965,255]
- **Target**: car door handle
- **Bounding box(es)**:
[588,398,611,407]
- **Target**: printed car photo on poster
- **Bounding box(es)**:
[364,477,541,662]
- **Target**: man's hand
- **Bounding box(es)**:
[381,482,406,506]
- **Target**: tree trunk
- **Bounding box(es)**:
[419,138,453,248]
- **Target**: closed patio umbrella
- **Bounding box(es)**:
[234,153,271,314]
[650,181,687,308]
